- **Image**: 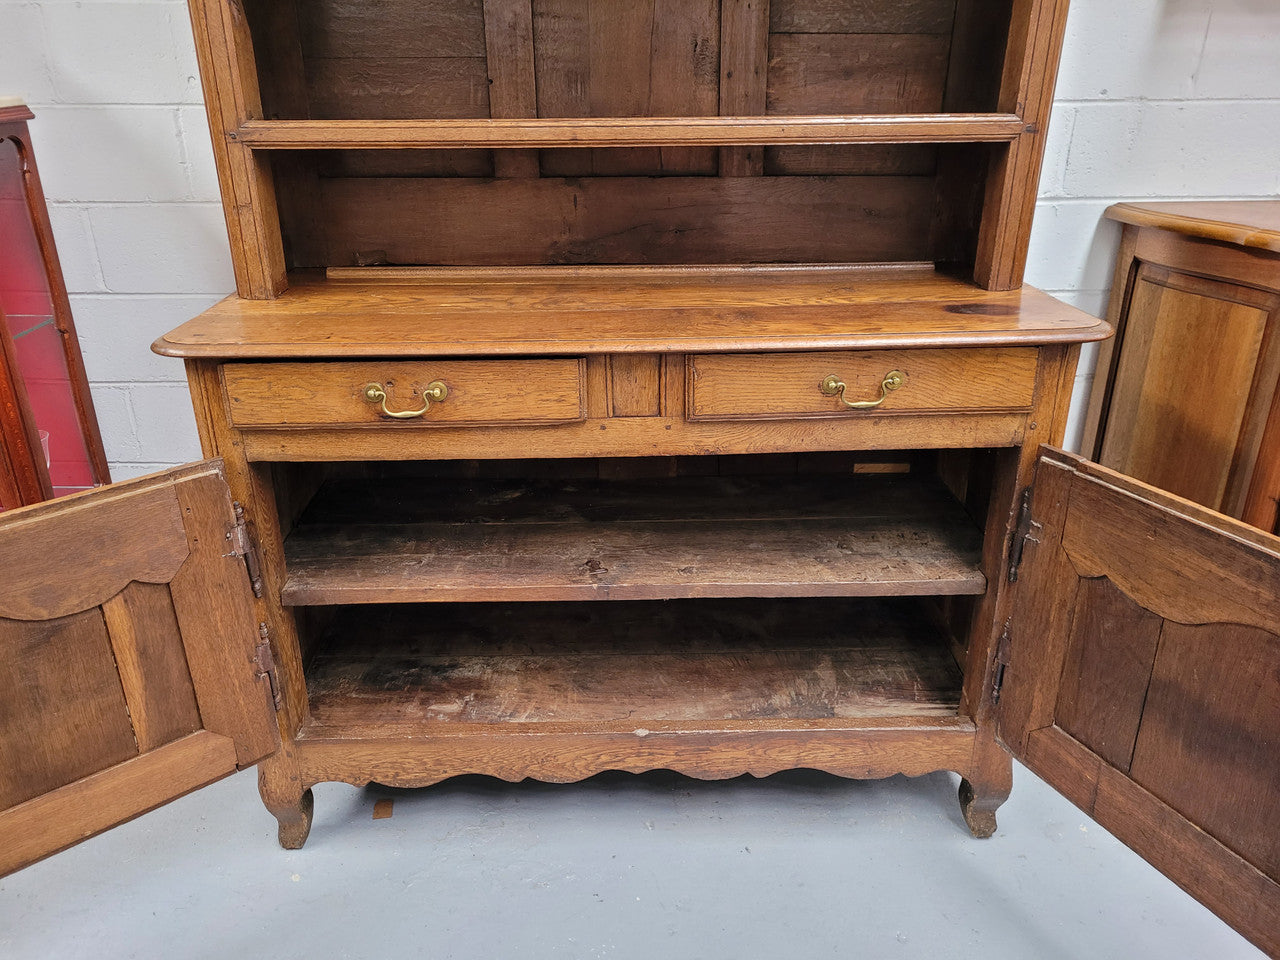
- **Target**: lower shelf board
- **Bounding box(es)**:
[297,598,966,741]
[282,473,987,604]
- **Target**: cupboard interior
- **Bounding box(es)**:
[242,0,1015,123]
[266,449,1001,738]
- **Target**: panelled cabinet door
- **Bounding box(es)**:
[0,461,278,875]
[999,448,1279,957]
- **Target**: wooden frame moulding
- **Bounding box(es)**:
[972,0,1072,290]
[231,114,1028,149]
[187,0,287,298]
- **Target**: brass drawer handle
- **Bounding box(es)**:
[363,381,448,419]
[820,370,906,410]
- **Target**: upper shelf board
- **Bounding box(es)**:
[154,265,1112,360]
[231,114,1029,150]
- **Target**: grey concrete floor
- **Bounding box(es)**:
[0,762,1262,959]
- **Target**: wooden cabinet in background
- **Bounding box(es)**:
[0,101,109,509]
[1082,201,1280,534]
[1,4,1277,957]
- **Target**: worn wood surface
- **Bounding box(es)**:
[1051,576,1162,773]
[0,732,238,876]
[314,175,936,267]
[0,478,188,621]
[767,34,949,116]
[688,347,1037,420]
[0,609,136,810]
[533,0,719,176]
[169,468,280,766]
[101,584,202,754]
[718,0,770,176]
[222,358,585,428]
[0,463,277,872]
[282,474,986,605]
[482,0,540,178]
[769,0,955,33]
[296,724,977,790]
[1129,620,1280,881]
[300,598,963,736]
[154,267,1111,359]
[609,355,663,418]
[1002,448,1280,958]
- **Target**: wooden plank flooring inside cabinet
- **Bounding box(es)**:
[298,598,966,740]
[281,473,987,605]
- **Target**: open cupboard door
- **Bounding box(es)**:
[0,462,278,875]
[999,448,1280,956]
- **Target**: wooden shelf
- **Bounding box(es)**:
[233,114,1027,150]
[298,598,967,740]
[281,474,986,606]
[154,266,1113,360]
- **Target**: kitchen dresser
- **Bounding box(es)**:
[1,1,1276,954]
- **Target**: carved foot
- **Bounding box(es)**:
[259,759,314,850]
[275,788,314,849]
[958,778,1001,838]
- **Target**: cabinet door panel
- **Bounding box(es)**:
[0,462,276,875]
[1097,265,1280,517]
[1001,448,1280,957]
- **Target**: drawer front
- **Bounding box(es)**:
[224,359,585,428]
[687,349,1039,421]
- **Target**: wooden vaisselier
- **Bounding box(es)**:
[1,2,1276,953]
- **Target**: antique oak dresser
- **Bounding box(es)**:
[0,1,1276,954]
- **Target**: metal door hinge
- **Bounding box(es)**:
[228,501,264,598]
[254,624,282,711]
[1007,486,1042,583]
[991,620,1013,705]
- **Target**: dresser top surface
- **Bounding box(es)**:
[1107,201,1280,253]
[154,265,1111,359]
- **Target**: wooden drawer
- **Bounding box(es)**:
[687,349,1039,421]
[223,359,585,428]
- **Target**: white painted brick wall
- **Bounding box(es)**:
[1,0,1278,475]
[1032,0,1280,450]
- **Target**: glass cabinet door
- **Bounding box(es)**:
[0,111,107,508]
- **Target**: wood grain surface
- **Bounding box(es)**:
[282,473,986,604]
[0,476,188,621]
[154,267,1111,359]
[688,347,1037,419]
[222,358,585,428]
[1096,268,1276,513]
[0,732,237,876]
[299,598,964,737]
[1106,201,1280,254]
[232,114,1025,149]
[1002,448,1280,958]
[315,175,936,267]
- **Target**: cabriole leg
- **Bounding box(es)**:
[258,753,314,850]
[958,737,1013,838]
